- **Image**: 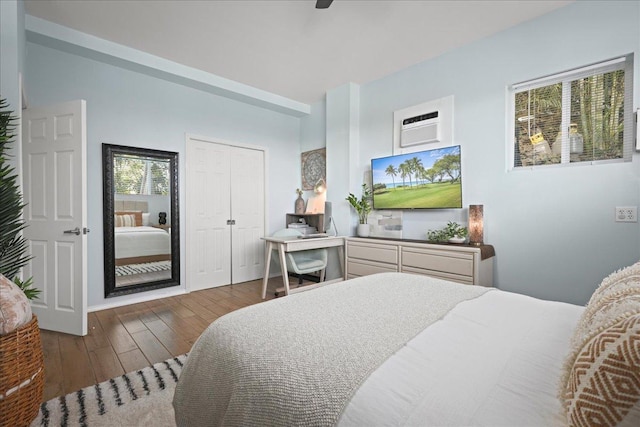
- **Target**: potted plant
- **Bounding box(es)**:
[346,183,372,237]
[0,98,43,427]
[0,98,36,295]
[426,221,468,244]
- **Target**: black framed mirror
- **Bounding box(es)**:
[103,144,180,298]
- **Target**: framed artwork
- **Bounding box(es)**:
[301,148,326,190]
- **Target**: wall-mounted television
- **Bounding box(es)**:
[371,145,462,209]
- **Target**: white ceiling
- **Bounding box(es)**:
[24,0,573,105]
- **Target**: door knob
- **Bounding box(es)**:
[63,227,81,235]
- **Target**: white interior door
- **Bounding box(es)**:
[231,147,265,283]
[22,100,88,336]
[186,136,265,291]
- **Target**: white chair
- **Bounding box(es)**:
[272,228,328,284]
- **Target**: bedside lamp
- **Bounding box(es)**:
[468,205,483,246]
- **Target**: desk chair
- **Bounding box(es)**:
[272,229,328,284]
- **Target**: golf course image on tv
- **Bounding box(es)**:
[371,145,462,209]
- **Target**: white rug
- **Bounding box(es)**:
[31,354,186,426]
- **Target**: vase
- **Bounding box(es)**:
[294,196,305,214]
[357,223,370,237]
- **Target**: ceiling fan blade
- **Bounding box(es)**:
[316,0,333,9]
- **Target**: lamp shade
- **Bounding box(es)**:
[468,205,483,246]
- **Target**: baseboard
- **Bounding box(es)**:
[88,288,188,312]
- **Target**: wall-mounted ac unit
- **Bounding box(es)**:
[400,111,440,147]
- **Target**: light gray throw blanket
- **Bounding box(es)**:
[173,272,491,426]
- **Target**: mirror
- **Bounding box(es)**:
[103,144,180,297]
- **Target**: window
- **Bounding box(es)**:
[113,154,170,195]
[511,56,634,168]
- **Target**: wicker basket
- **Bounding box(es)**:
[0,315,44,427]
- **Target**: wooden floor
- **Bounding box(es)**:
[40,277,287,402]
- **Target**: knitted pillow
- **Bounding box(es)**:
[560,262,640,396]
[564,314,640,427]
[0,274,33,335]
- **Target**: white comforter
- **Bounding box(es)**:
[340,289,582,426]
[114,226,171,259]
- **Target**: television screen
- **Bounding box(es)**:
[371,145,462,209]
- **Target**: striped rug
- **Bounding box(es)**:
[31,354,187,426]
[115,260,171,277]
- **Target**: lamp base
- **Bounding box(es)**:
[469,242,483,246]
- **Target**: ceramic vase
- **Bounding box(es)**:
[357,223,370,237]
[295,196,305,214]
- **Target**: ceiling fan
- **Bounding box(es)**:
[316,0,334,9]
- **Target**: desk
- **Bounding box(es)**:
[261,236,345,299]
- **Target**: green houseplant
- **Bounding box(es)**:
[0,98,38,299]
[346,183,372,225]
[346,184,373,237]
[427,221,468,244]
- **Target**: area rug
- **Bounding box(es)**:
[30,354,187,426]
[115,260,171,277]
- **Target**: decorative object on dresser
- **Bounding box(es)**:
[345,237,494,286]
[346,183,373,237]
[468,204,484,246]
[158,211,167,225]
[426,221,468,243]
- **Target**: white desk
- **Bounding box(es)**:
[261,235,345,299]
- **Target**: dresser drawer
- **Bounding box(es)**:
[347,242,398,265]
[401,247,473,277]
[347,259,398,277]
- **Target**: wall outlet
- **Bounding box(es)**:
[615,206,637,222]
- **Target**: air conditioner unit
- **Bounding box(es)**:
[400,111,440,147]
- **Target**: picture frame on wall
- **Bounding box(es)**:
[301,148,326,191]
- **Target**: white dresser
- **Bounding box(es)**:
[345,237,494,286]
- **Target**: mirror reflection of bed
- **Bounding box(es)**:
[114,201,172,288]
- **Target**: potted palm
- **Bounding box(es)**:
[0,98,43,426]
[346,183,372,237]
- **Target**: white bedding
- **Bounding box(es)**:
[174,273,583,426]
[114,226,171,259]
[339,290,583,426]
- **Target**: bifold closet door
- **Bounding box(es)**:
[230,147,265,284]
[187,138,264,291]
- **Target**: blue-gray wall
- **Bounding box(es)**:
[25,42,302,308]
[302,0,640,305]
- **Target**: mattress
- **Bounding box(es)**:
[114,226,171,260]
[339,289,583,426]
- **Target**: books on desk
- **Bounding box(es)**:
[287,223,317,235]
[298,233,329,239]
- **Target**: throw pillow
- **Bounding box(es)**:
[0,274,33,335]
[564,314,640,427]
[114,210,143,226]
[114,213,137,227]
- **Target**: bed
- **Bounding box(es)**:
[173,268,640,427]
[113,200,171,266]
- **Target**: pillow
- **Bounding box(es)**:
[115,210,143,226]
[564,314,640,427]
[142,212,150,226]
[0,274,33,335]
[114,213,137,227]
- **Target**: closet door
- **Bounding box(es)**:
[230,147,265,283]
[186,137,265,291]
[187,139,231,290]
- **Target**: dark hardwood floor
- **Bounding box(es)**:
[39,277,288,402]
